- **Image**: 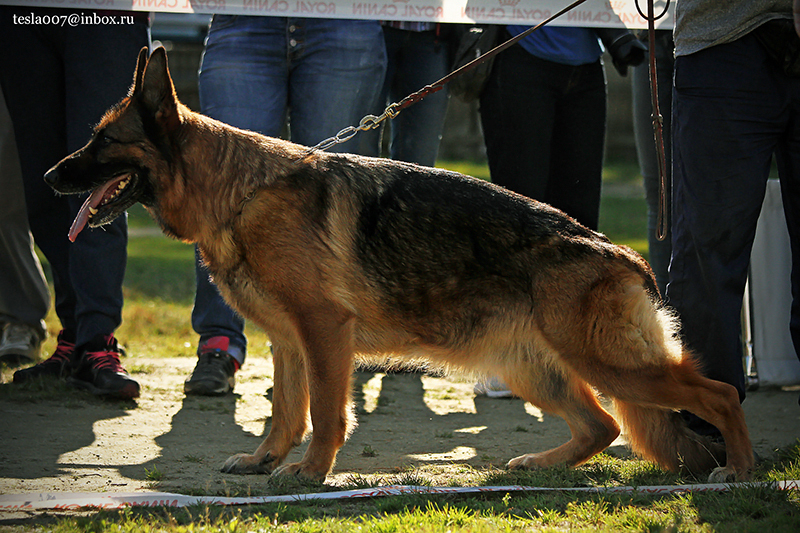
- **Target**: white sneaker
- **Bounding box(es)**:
[0,323,42,365]
[473,377,514,398]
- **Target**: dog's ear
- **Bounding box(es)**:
[131,46,149,96]
[139,46,180,133]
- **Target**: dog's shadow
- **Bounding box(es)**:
[334,370,579,473]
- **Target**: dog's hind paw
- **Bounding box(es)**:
[220,453,275,475]
[707,466,743,484]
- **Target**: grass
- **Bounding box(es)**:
[17,458,800,532]
[4,158,799,531]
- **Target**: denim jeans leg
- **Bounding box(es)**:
[287,18,386,153]
[199,15,290,137]
[384,27,450,166]
[66,22,149,347]
[192,14,294,356]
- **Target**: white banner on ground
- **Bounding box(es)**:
[1,481,798,510]
[0,0,673,29]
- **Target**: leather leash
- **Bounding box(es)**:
[636,0,671,241]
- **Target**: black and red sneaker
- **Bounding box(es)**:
[13,330,76,383]
[184,336,239,396]
[69,333,140,400]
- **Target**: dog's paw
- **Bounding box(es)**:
[507,453,549,470]
[271,462,328,482]
[220,453,276,475]
[707,466,747,484]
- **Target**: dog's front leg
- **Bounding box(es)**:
[221,341,310,475]
[271,307,356,481]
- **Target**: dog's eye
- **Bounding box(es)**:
[98,132,120,146]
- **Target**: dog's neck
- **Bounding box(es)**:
[149,108,306,248]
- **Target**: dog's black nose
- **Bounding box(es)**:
[43,166,59,187]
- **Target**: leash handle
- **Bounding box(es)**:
[307,0,593,153]
[636,0,671,241]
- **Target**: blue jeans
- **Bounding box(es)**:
[669,31,800,425]
[192,15,386,360]
[361,25,450,166]
[0,7,149,349]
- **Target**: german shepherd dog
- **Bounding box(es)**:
[46,47,753,483]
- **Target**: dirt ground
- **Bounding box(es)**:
[0,355,798,501]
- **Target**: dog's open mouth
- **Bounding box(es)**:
[69,173,136,242]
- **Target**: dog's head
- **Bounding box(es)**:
[45,47,180,241]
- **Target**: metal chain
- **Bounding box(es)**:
[309,104,400,152]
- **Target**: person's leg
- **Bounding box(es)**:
[546,60,605,231]
[479,44,559,201]
[773,75,800,386]
[632,31,674,295]
[188,15,292,394]
[288,17,386,153]
[669,33,782,433]
[0,85,49,363]
[358,24,393,159]
[60,14,148,399]
[386,27,450,167]
[0,9,75,345]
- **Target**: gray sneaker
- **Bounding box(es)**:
[0,323,42,365]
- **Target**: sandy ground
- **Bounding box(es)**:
[0,355,798,503]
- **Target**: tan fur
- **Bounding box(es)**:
[46,47,754,483]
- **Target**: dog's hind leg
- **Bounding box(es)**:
[270,307,356,481]
[602,359,752,482]
[552,276,753,481]
[502,362,620,470]
[221,341,311,474]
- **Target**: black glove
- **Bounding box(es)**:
[596,28,648,77]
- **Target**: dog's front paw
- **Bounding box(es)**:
[271,461,328,482]
[707,466,748,484]
[220,453,277,475]
[507,452,552,470]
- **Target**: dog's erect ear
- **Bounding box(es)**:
[131,46,148,96]
[138,46,180,133]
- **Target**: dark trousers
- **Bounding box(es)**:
[669,31,800,413]
[479,43,606,230]
[0,7,149,348]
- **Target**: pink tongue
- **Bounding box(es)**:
[68,180,117,242]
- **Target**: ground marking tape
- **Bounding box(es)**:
[1,481,798,510]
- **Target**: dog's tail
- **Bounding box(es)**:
[612,395,726,475]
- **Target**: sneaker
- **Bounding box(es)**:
[474,377,515,399]
[69,333,140,400]
[0,323,43,365]
[184,339,239,396]
[13,330,76,382]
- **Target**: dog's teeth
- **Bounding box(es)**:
[89,207,98,215]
